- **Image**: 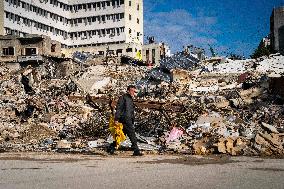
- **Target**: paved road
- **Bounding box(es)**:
[0,152,284,189]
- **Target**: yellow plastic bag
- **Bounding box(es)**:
[109,115,126,149]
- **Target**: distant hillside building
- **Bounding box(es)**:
[262,35,271,48]
[0,0,143,57]
[270,6,284,53]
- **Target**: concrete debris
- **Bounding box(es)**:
[262,122,279,134]
[0,52,283,157]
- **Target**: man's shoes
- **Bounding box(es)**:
[133,150,143,156]
[107,145,115,155]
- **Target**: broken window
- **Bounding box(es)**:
[112,0,116,6]
[102,2,106,8]
[126,48,132,52]
[146,49,150,61]
[116,49,123,55]
[102,15,106,22]
[25,48,37,56]
[152,49,156,64]
[2,47,15,56]
[51,44,56,52]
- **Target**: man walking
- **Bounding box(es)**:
[109,85,142,156]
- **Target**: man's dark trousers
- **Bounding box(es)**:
[122,120,139,152]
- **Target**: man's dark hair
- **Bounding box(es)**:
[127,85,136,91]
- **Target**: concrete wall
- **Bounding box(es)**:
[271,7,284,52]
[61,42,143,58]
[0,37,21,62]
[124,0,143,45]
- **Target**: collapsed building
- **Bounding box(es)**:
[0,41,283,157]
[0,1,283,156]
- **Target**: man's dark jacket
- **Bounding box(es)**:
[115,93,135,124]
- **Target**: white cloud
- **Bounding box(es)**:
[144,9,220,53]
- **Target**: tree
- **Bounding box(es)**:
[208,44,217,57]
[250,40,274,59]
[228,53,244,60]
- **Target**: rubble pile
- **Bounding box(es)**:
[0,53,283,157]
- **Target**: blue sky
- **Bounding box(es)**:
[144,0,284,57]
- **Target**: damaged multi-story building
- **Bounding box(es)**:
[0,0,160,60]
[270,6,284,54]
[0,34,61,63]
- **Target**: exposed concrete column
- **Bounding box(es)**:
[0,0,4,35]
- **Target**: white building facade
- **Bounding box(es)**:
[1,0,143,56]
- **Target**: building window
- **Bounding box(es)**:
[129,14,131,20]
[2,47,15,55]
[126,48,132,52]
[25,48,37,56]
[137,4,139,10]
[137,18,139,24]
[129,28,132,34]
[116,49,123,55]
[129,0,131,6]
[152,49,156,64]
[51,44,56,52]
[102,15,106,22]
[102,2,106,8]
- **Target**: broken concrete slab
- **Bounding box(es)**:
[262,122,279,134]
